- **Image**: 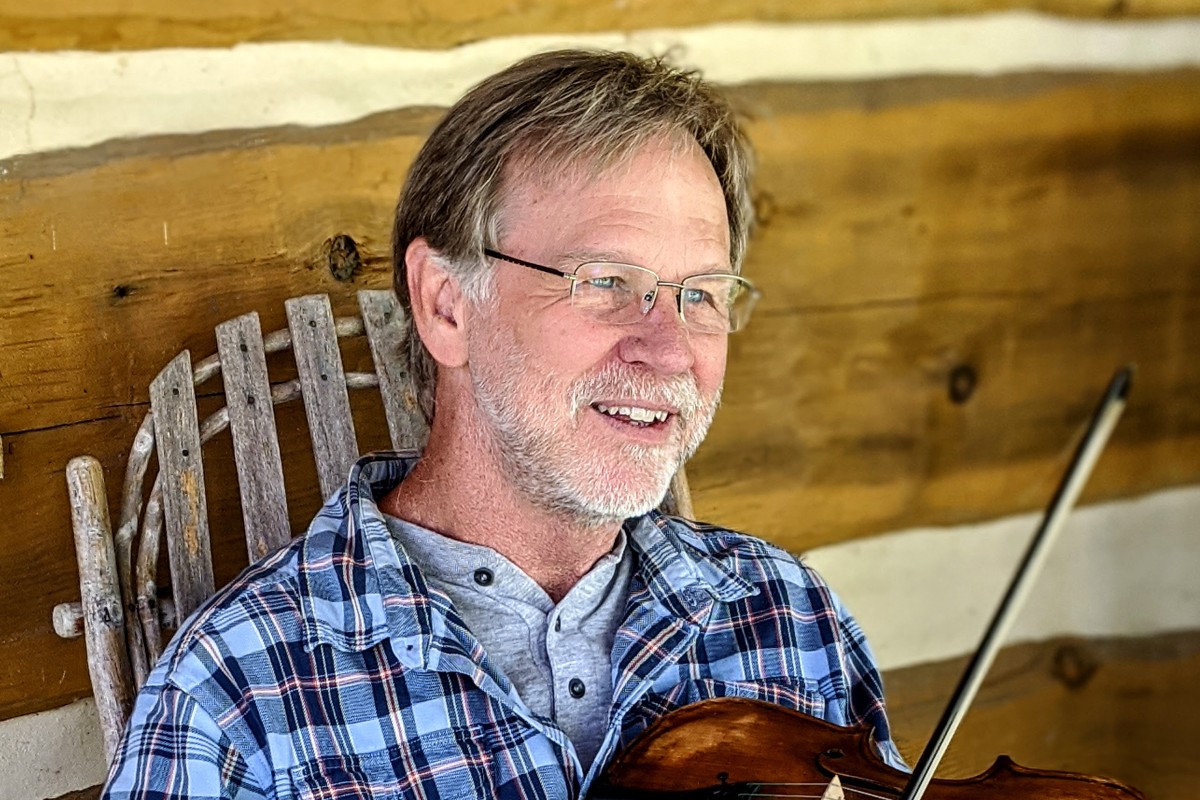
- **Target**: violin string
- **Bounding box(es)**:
[735,792,851,799]
[736,781,897,800]
[839,785,896,800]
[737,788,825,799]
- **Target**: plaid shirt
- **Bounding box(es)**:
[103,453,903,799]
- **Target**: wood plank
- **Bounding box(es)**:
[1,0,1196,52]
[357,289,428,452]
[662,469,695,519]
[687,71,1200,545]
[215,312,292,560]
[699,290,1200,546]
[884,630,1200,800]
[0,113,426,434]
[285,295,359,499]
[64,456,133,762]
[148,351,215,624]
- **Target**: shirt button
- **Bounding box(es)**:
[473,568,494,586]
[554,617,562,633]
[568,678,586,699]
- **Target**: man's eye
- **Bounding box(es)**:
[587,275,625,290]
[682,287,712,306]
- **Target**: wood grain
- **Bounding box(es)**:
[2,0,1197,52]
[286,295,360,500]
[1,70,1198,720]
[65,456,132,763]
[357,289,429,452]
[149,352,215,624]
[884,630,1200,800]
[215,312,291,560]
[695,71,1200,543]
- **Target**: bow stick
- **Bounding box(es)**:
[897,366,1133,800]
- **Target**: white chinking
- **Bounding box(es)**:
[3,13,1200,161]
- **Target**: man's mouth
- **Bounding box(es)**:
[593,403,672,428]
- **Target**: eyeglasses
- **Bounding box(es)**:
[483,249,761,334]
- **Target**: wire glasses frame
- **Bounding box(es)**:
[483,248,761,334]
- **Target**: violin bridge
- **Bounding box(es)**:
[820,775,845,800]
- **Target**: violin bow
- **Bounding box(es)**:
[896,366,1134,800]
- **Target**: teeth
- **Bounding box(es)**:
[596,404,670,423]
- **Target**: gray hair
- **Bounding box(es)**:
[391,48,755,424]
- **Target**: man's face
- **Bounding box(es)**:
[465,136,731,524]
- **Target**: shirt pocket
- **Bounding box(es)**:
[288,726,498,800]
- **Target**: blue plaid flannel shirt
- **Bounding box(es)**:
[103,453,904,799]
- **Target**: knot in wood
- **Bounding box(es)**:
[1052,641,1099,690]
[948,364,978,404]
[753,191,777,227]
[326,234,362,282]
[99,600,123,628]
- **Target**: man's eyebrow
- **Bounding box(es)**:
[559,248,630,264]
[559,249,733,273]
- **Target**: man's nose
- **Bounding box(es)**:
[616,288,695,375]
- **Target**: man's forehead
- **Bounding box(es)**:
[491,137,731,273]
[499,133,715,201]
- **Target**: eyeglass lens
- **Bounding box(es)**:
[571,263,754,333]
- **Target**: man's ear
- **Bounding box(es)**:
[406,238,469,368]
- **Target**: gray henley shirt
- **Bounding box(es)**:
[384,515,633,770]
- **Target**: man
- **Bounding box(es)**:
[103,49,903,799]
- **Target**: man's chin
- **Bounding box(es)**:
[560,498,659,527]
[564,464,680,521]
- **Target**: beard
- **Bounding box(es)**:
[467,323,721,526]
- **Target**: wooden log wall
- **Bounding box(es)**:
[884,630,1200,800]
[0,3,1198,797]
[1,1,1196,52]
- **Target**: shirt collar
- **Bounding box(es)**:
[296,452,431,661]
[296,452,757,656]
[625,512,757,606]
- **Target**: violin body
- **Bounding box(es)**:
[593,374,1145,800]
[592,697,1146,799]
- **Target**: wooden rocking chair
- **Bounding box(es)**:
[50,290,695,763]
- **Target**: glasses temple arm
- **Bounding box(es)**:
[483,249,574,281]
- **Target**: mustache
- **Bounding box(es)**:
[570,363,706,419]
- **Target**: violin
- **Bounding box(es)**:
[594,369,1142,799]
[591,696,1145,799]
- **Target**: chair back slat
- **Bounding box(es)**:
[66,456,135,763]
[216,313,291,560]
[285,295,359,499]
[149,351,215,625]
[662,469,694,518]
[358,290,429,452]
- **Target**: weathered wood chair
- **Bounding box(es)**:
[51,290,695,763]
